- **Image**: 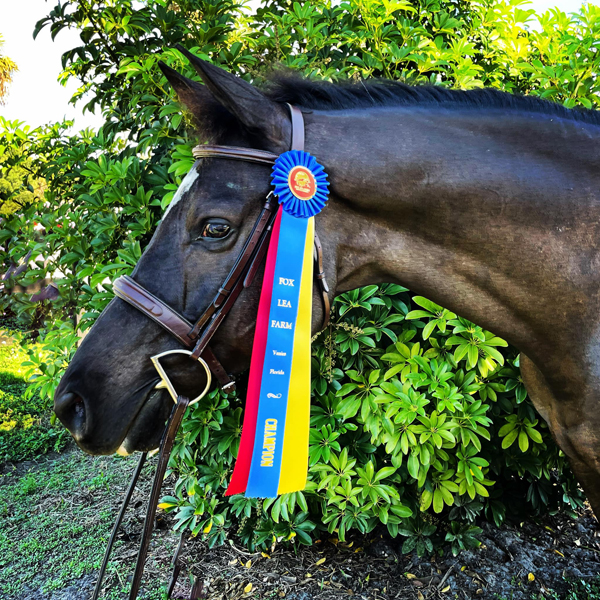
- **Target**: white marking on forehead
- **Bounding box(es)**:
[163,167,199,218]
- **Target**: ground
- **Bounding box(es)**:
[2,320,600,600]
[1,446,600,600]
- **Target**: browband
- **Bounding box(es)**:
[192,145,277,165]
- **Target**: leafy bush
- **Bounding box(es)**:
[0,120,44,217]
[558,576,600,600]
[157,287,583,551]
[0,338,69,463]
[1,0,598,550]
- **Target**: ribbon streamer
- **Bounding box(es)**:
[226,150,328,498]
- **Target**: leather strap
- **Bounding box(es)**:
[113,276,235,392]
[313,232,331,330]
[114,276,194,347]
[202,346,235,393]
[92,452,148,600]
[288,103,332,328]
[189,578,204,598]
[192,105,304,160]
[187,193,279,339]
[166,531,197,598]
[190,267,249,361]
[167,532,186,597]
[288,104,305,151]
[189,229,330,363]
[192,145,277,165]
[244,220,274,288]
[93,396,191,600]
[128,395,190,600]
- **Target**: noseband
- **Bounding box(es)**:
[94,105,330,600]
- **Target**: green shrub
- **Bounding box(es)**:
[0,342,69,463]
[560,576,600,600]
[157,287,583,551]
[0,0,598,549]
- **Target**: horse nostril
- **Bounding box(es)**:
[54,391,86,438]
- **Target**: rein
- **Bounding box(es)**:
[94,105,330,600]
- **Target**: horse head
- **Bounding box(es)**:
[53,52,338,455]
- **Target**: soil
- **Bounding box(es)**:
[173,509,600,600]
[2,447,599,600]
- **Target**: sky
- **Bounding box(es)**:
[0,0,105,130]
[0,0,591,132]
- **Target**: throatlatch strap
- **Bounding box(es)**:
[313,232,331,330]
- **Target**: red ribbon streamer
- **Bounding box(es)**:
[226,209,283,495]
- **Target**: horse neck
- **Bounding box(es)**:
[313,106,600,355]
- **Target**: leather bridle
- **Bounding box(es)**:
[93,105,331,600]
[112,104,330,395]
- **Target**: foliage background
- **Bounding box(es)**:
[0,34,17,106]
[0,329,69,464]
[1,0,599,553]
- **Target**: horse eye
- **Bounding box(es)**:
[200,222,231,239]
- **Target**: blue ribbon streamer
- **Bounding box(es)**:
[245,211,310,497]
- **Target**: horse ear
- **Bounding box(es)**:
[174,44,290,149]
[158,61,212,119]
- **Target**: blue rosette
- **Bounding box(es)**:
[271,150,329,218]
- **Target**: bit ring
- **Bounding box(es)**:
[151,349,211,406]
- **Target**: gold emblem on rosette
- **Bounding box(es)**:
[288,166,317,201]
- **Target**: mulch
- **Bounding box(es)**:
[166,506,600,600]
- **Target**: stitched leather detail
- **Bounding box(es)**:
[113,276,234,390]
[192,145,277,164]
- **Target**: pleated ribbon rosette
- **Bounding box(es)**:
[226,150,329,498]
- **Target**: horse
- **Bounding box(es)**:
[53,48,600,519]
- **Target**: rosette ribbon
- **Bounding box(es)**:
[226,150,329,498]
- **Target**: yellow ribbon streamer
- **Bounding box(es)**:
[277,216,314,494]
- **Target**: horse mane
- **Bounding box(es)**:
[261,74,600,125]
[197,73,600,142]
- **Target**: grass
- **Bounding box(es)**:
[0,322,177,599]
[494,575,600,600]
[0,450,176,599]
[549,576,600,600]
[0,324,178,598]
[0,330,69,464]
